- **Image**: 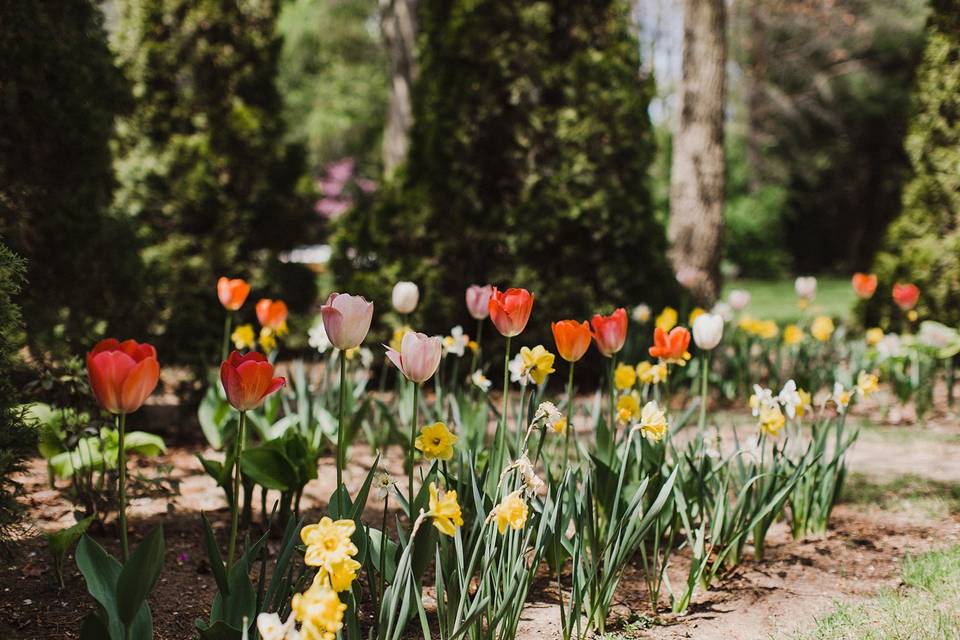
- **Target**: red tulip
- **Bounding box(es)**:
[87,339,160,415]
[488,288,534,338]
[217,277,250,311]
[219,351,285,412]
[649,327,691,363]
[851,273,877,299]
[590,308,627,357]
[551,320,592,362]
[892,283,920,311]
[256,299,288,330]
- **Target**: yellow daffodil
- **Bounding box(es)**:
[301,517,357,568]
[316,556,361,592]
[783,324,804,346]
[259,327,277,352]
[428,483,463,537]
[865,327,884,346]
[811,316,835,342]
[759,402,786,437]
[639,401,668,442]
[655,307,678,332]
[857,371,879,397]
[616,393,640,424]
[492,490,528,534]
[755,319,779,339]
[231,324,256,350]
[291,580,346,640]
[389,325,412,352]
[796,388,812,417]
[519,345,556,385]
[636,361,668,385]
[415,422,458,461]
[688,307,706,325]
[614,363,637,390]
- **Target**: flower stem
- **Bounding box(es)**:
[227,410,246,573]
[409,382,420,517]
[494,336,512,475]
[698,352,710,431]
[609,354,616,430]
[116,412,129,562]
[563,361,575,466]
[222,312,232,362]
[469,318,483,375]
[337,351,347,516]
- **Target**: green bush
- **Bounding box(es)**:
[332,0,675,350]
[0,242,35,553]
[0,0,146,360]
[868,0,960,328]
[113,0,318,370]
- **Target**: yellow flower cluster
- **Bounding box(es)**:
[857,371,879,396]
[415,422,458,461]
[655,307,678,332]
[231,324,256,350]
[636,361,668,385]
[302,517,361,592]
[811,316,835,342]
[614,363,636,390]
[290,579,347,640]
[783,324,804,346]
[758,403,786,437]
[492,490,529,534]
[617,394,640,424]
[865,327,884,346]
[428,482,464,537]
[739,315,778,339]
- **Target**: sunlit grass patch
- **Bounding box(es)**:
[792,546,960,640]
[841,472,960,519]
[722,277,855,324]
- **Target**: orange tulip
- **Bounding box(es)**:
[217,277,250,311]
[892,283,920,311]
[551,320,592,363]
[488,288,534,337]
[590,308,627,357]
[256,298,288,330]
[87,339,160,415]
[220,351,285,412]
[649,327,691,363]
[851,273,877,299]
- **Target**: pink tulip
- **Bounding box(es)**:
[386,331,442,383]
[321,293,374,350]
[466,285,494,320]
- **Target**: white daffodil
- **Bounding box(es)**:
[832,382,851,413]
[509,352,530,386]
[778,379,802,419]
[443,325,470,357]
[749,384,776,417]
[257,611,301,640]
[471,369,492,392]
[308,322,331,354]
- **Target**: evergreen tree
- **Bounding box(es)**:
[869,0,960,327]
[0,0,145,359]
[332,0,675,349]
[114,0,317,368]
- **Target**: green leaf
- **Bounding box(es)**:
[196,619,242,640]
[240,446,298,491]
[122,431,167,457]
[201,513,229,595]
[76,535,123,639]
[117,526,165,625]
[79,612,111,640]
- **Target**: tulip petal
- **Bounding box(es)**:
[120,357,160,413]
[89,351,137,414]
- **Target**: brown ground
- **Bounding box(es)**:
[4,396,960,640]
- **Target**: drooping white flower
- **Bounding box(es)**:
[749,384,776,417]
[471,369,492,392]
[778,379,802,419]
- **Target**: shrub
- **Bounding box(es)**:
[0,242,35,553]
[0,0,146,360]
[113,0,318,371]
[331,0,676,352]
[867,1,960,328]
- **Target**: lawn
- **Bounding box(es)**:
[722,277,857,324]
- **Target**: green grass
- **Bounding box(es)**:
[722,277,856,324]
[790,545,960,639]
[841,472,960,519]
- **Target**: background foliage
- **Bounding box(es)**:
[112,0,319,372]
[332,0,676,347]
[868,0,960,328]
[0,0,146,360]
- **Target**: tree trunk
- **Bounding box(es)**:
[380,0,418,174]
[668,0,727,305]
[745,0,764,193]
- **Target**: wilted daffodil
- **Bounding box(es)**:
[811,316,835,342]
[614,363,637,390]
[655,306,678,332]
[231,324,256,350]
[415,421,458,461]
[491,490,529,534]
[428,482,464,537]
[639,401,668,442]
[535,401,567,434]
[857,371,879,397]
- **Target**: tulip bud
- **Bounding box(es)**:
[220,351,285,412]
[385,331,443,383]
[217,277,250,311]
[892,282,920,311]
[392,281,419,314]
[728,289,751,311]
[321,293,374,350]
[87,339,160,415]
[465,284,494,320]
[590,308,628,357]
[851,273,878,299]
[692,313,724,351]
[551,320,592,363]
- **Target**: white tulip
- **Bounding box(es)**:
[692,313,724,350]
[392,281,419,314]
[795,276,817,300]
